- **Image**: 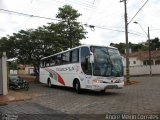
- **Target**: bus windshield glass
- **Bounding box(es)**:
[91,46,123,77]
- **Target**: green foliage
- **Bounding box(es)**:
[150,37,160,51]
[111,38,160,55]
[0,36,17,58]
[8,61,18,70]
[110,42,126,54]
[56,5,87,48]
[110,41,150,54]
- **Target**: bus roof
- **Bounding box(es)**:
[41,44,117,60]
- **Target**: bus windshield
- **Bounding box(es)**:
[91,46,123,77]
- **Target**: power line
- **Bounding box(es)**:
[50,0,96,12]
[128,0,149,24]
[87,0,101,23]
[150,29,160,31]
[66,0,96,8]
[92,0,96,5]
[84,24,144,37]
[0,7,145,37]
[87,0,117,23]
[0,8,60,21]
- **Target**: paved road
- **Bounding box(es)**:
[0,76,160,119]
[0,102,75,120]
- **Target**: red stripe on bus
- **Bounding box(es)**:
[44,68,65,85]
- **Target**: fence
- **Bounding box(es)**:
[124,65,160,76]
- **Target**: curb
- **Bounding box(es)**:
[0,95,15,105]
[0,92,33,105]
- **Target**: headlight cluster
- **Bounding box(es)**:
[93,79,103,83]
[114,79,124,83]
[114,79,121,83]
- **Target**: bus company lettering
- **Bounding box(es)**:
[56,65,80,72]
[56,67,74,71]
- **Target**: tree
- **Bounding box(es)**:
[150,37,160,51]
[56,5,87,48]
[0,36,17,58]
[110,42,126,54]
[10,29,42,76]
[110,42,149,54]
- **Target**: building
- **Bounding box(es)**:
[123,50,160,75]
[123,50,160,66]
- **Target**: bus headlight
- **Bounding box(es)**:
[115,79,121,83]
[114,79,123,83]
[93,80,103,83]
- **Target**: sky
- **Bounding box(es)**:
[0,0,160,46]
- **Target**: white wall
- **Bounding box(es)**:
[123,57,143,66]
[124,65,160,75]
[10,70,18,75]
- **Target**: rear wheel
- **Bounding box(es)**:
[47,79,52,88]
[101,89,106,93]
[74,80,81,94]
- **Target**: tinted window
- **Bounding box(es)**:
[62,52,70,64]
[71,49,79,63]
[56,54,62,65]
[45,58,51,67]
[81,47,92,75]
[40,60,45,67]
[50,56,56,66]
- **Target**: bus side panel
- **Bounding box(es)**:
[40,63,87,89]
[53,63,86,88]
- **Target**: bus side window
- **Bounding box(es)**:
[40,61,44,67]
[62,52,70,64]
[46,59,50,67]
[71,49,79,63]
[50,56,56,66]
[56,54,62,65]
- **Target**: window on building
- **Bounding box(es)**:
[133,61,136,64]
[155,60,160,65]
[143,60,153,65]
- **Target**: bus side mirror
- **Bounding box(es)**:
[89,52,94,63]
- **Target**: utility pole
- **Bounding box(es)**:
[148,27,152,76]
[120,0,130,83]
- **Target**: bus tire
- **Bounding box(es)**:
[47,78,52,88]
[74,80,81,94]
[101,89,106,93]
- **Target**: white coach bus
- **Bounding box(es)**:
[39,45,124,93]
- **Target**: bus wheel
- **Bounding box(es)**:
[47,79,52,88]
[101,89,106,93]
[74,80,81,94]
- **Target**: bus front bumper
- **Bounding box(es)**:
[92,82,124,91]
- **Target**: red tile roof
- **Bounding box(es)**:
[124,50,160,60]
